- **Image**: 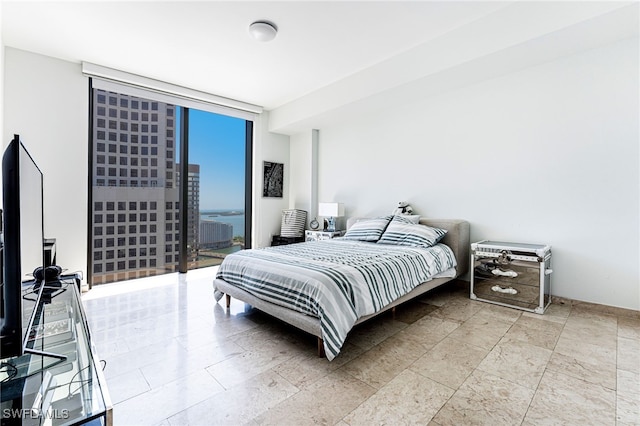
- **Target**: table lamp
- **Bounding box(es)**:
[318,202,345,232]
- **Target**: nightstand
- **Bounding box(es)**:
[271,235,304,246]
[470,240,552,314]
[305,230,345,242]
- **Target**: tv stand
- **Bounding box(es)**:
[0,275,112,425]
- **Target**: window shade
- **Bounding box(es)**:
[82,62,261,121]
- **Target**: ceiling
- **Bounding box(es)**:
[2,1,638,134]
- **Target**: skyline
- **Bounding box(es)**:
[176,108,247,211]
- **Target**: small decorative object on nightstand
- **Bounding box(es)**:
[305,230,345,242]
[470,240,552,314]
[318,202,344,232]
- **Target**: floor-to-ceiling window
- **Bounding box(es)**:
[88,82,253,286]
[182,108,249,270]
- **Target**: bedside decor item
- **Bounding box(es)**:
[310,218,319,230]
[280,209,307,238]
[391,201,420,223]
[470,240,552,314]
[263,161,283,198]
[318,202,345,232]
[392,201,413,215]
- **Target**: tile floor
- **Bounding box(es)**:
[81,267,640,426]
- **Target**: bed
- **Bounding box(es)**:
[213,216,470,360]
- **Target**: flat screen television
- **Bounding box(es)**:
[0,135,45,358]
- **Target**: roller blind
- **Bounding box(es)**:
[82,62,261,121]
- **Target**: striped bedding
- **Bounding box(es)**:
[214,239,457,360]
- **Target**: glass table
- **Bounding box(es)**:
[1,276,112,425]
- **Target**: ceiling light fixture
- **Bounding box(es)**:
[249,20,278,42]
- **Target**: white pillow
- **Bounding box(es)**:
[395,214,420,223]
[342,215,393,242]
[378,216,447,248]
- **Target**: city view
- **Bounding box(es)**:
[90,89,247,284]
[194,209,245,269]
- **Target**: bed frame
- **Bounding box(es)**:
[213,218,470,357]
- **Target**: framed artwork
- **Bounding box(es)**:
[263,161,284,198]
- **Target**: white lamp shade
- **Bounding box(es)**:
[318,202,345,217]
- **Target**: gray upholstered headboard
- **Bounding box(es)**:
[346,217,470,277]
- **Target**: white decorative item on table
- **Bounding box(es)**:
[318,202,344,232]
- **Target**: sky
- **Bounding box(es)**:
[176,108,246,211]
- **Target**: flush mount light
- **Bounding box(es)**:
[249,20,278,42]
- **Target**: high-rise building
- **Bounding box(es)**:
[176,163,200,262]
[90,89,180,284]
[199,221,233,249]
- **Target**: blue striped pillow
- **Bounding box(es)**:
[342,215,393,242]
[378,216,447,248]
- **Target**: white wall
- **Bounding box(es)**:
[3,47,88,279]
[289,130,316,216]
[254,111,290,248]
[3,48,291,282]
[295,37,639,311]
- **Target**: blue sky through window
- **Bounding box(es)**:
[176,108,246,210]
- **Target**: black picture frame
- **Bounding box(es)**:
[263,161,283,198]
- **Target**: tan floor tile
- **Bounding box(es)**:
[271,353,337,390]
[106,368,150,405]
[523,370,616,425]
[433,370,535,426]
[345,316,407,351]
[141,339,245,388]
[254,371,375,425]
[563,316,618,347]
[83,270,638,425]
[375,328,435,361]
[410,337,489,389]
[343,369,454,425]
[432,298,484,322]
[166,371,299,425]
[503,314,564,350]
[103,339,190,380]
[554,333,616,368]
[567,307,618,330]
[114,370,225,426]
[617,393,640,425]
[403,315,461,347]
[205,342,296,389]
[419,287,458,307]
[618,336,640,374]
[272,342,363,389]
[392,299,439,324]
[475,304,523,323]
[570,300,639,320]
[447,312,514,350]
[546,350,616,389]
[528,301,570,322]
[618,316,640,340]
[341,343,414,389]
[618,369,640,400]
[477,339,552,389]
[617,369,640,425]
